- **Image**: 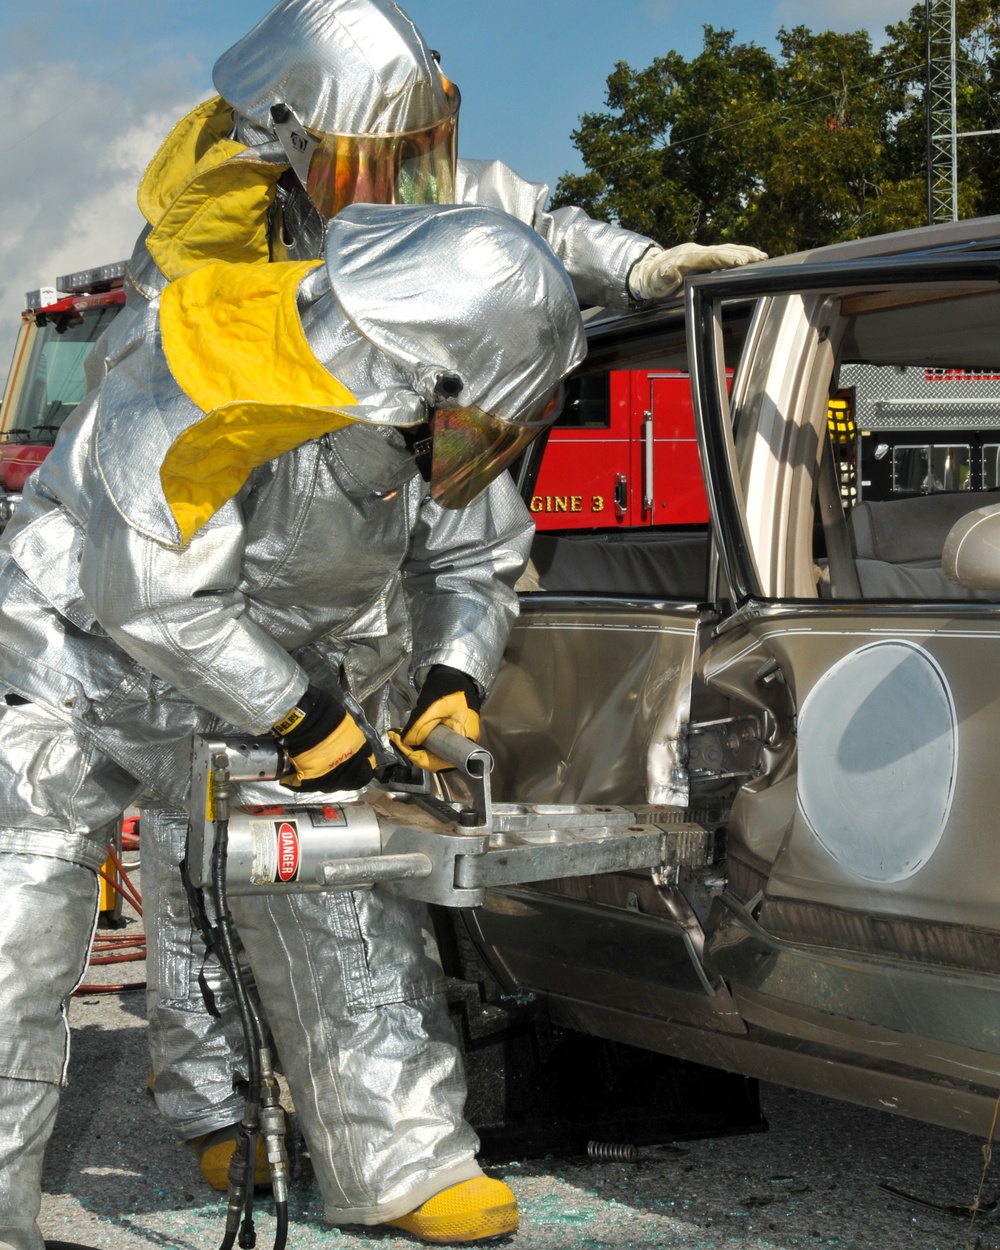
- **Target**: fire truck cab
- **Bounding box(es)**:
[0,262,127,526]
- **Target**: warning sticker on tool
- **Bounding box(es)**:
[248,818,301,884]
[307,805,347,827]
[275,821,301,882]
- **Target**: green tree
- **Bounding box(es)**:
[553,8,1000,255]
[552,28,781,245]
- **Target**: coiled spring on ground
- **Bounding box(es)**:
[587,1140,638,1162]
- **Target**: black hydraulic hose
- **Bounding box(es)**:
[209,756,265,1250]
[204,751,290,1250]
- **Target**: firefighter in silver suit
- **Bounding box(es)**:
[90,0,764,1201]
[0,202,585,1247]
[104,0,765,375]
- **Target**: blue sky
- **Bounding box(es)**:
[0,0,911,379]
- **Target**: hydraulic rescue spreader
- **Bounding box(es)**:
[185,726,720,1248]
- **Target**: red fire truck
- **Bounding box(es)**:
[0,261,127,526]
[529,368,709,529]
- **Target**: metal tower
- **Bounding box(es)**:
[926,0,957,223]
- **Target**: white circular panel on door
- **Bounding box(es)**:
[796,640,956,883]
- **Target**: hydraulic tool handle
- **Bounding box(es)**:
[423,724,493,778]
[317,852,433,889]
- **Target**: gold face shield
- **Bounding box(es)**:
[274,80,460,221]
[429,387,565,510]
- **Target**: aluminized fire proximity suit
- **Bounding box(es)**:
[87,0,764,1186]
[0,202,585,1247]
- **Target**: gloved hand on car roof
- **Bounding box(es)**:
[389,664,482,772]
[628,241,767,303]
[273,685,376,791]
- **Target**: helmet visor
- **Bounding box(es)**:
[430,388,564,510]
[305,80,459,219]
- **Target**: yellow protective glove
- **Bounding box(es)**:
[273,686,375,791]
[627,242,768,302]
[388,665,482,772]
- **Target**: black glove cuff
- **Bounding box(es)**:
[273,685,343,753]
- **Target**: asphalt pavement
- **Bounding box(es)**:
[38,882,1000,1250]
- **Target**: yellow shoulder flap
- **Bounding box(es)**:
[159,260,358,544]
[138,96,286,281]
[138,97,237,223]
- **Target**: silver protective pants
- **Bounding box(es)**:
[0,701,137,1248]
[0,699,479,1227]
[142,799,481,1223]
[142,808,248,1136]
[0,856,99,1250]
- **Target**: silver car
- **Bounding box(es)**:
[457,215,1000,1146]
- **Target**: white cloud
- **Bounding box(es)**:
[645,0,677,22]
[0,61,200,386]
[770,0,909,39]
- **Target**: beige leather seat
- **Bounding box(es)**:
[848,492,1000,600]
[943,498,1000,594]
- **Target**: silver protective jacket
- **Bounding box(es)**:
[0,283,534,840]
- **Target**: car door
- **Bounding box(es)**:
[688,251,1000,1115]
[474,310,747,1034]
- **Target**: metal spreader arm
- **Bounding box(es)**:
[186,731,721,908]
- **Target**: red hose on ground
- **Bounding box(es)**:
[75,828,147,996]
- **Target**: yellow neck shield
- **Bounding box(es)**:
[159,260,358,543]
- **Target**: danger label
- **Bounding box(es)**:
[275,821,300,882]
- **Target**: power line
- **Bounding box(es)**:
[566,59,926,186]
[666,61,924,151]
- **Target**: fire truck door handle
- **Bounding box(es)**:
[642,410,654,513]
[614,473,628,514]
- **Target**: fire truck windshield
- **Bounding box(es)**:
[6,304,119,443]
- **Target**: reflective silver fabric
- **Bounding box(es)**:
[0,701,144,869]
[0,310,532,816]
[0,1076,55,1250]
[0,221,538,1219]
[82,24,654,1197]
[229,886,481,1221]
[213,0,449,135]
[142,809,248,1137]
[322,203,586,423]
[455,158,654,310]
[0,853,99,1250]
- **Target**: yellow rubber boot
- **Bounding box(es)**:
[191,1125,272,1191]
[386,1176,519,1244]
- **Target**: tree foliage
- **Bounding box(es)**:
[551,5,1000,253]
